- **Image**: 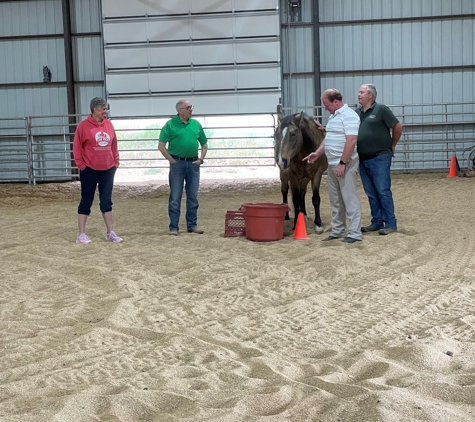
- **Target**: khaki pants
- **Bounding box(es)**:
[326,158,362,240]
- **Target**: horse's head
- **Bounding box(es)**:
[275,112,316,171]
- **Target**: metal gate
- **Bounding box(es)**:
[1,102,474,184]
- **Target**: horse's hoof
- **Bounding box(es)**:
[315,226,324,234]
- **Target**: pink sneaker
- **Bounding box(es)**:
[106,231,123,243]
[76,233,91,244]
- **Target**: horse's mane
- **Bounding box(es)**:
[282,114,294,127]
[297,112,324,150]
[275,112,324,153]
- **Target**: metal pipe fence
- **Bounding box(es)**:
[0,102,474,184]
[0,117,29,182]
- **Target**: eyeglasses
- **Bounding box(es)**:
[180,105,193,111]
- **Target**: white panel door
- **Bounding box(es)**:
[102,0,280,116]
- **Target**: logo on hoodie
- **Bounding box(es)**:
[95,131,111,147]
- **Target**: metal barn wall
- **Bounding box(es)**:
[0,0,104,182]
[280,0,317,114]
[0,0,65,118]
[0,0,104,119]
[101,0,281,117]
[319,0,475,108]
[71,0,105,115]
[280,0,475,116]
[278,0,475,177]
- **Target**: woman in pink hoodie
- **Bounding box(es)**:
[73,97,122,244]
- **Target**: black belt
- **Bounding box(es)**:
[171,154,198,162]
[359,150,391,161]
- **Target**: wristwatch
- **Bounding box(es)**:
[200,158,204,164]
[339,160,347,165]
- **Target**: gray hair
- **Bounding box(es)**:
[90,97,107,114]
[175,99,188,112]
[362,84,377,100]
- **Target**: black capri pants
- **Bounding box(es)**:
[78,166,117,215]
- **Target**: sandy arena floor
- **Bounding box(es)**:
[1,173,475,421]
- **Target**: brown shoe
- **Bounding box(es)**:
[187,227,204,234]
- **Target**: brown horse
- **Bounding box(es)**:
[274,111,328,233]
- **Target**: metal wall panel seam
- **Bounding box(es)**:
[102,10,279,24]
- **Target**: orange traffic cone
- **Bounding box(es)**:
[447,156,458,178]
[293,213,308,239]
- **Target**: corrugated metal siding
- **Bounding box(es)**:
[0,86,66,121]
[279,0,475,115]
[0,0,65,89]
[280,0,316,113]
[0,0,103,182]
[0,0,63,36]
[73,36,104,81]
[320,19,474,72]
[71,0,105,116]
[320,0,475,21]
[322,69,475,107]
[1,0,474,182]
[71,0,101,33]
[76,84,105,115]
[0,0,104,119]
[282,77,315,113]
[0,39,66,84]
[318,0,475,107]
[281,26,313,73]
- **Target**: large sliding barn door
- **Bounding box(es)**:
[102,0,280,116]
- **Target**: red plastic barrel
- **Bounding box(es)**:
[240,203,291,242]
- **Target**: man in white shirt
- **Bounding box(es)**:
[303,88,362,243]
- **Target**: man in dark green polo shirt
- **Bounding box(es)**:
[356,84,403,235]
[158,99,208,235]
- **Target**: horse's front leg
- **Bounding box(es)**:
[298,179,308,218]
[280,170,290,220]
[283,188,290,220]
[299,191,307,218]
[311,173,324,234]
[311,189,324,234]
[291,186,302,230]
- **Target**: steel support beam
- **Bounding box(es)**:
[313,0,321,114]
[61,0,76,177]
[61,0,76,119]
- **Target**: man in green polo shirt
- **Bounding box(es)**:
[356,84,403,236]
[158,99,208,235]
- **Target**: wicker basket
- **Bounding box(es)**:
[224,210,246,237]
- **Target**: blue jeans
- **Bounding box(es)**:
[78,166,116,215]
[359,153,397,229]
[168,160,200,231]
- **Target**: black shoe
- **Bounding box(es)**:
[342,237,361,243]
[322,235,340,241]
[379,228,397,235]
[361,225,381,232]
[187,227,204,234]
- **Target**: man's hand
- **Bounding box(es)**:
[314,119,326,133]
[303,152,319,164]
[334,164,345,178]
